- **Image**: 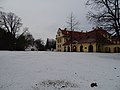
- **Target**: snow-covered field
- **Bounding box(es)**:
[0,51,120,90]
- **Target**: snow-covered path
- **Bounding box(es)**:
[0,51,120,90]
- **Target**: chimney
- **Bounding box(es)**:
[58,28,61,30]
[92,27,95,30]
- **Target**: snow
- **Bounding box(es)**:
[0,51,120,90]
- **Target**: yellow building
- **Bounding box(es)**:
[56,28,120,53]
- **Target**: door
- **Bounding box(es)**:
[88,44,93,52]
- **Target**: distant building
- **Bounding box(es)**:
[56,28,120,53]
[25,45,38,51]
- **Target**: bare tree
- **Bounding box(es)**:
[86,0,120,37]
[66,12,80,31]
[66,12,80,52]
[0,11,22,37]
[0,11,34,50]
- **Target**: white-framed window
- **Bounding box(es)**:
[117,41,120,44]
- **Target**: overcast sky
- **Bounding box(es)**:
[1,0,94,41]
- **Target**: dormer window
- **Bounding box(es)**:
[117,41,120,44]
[103,34,105,37]
[67,32,69,34]
[57,31,60,36]
[113,41,116,44]
[58,32,60,36]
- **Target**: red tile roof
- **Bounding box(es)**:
[58,27,120,45]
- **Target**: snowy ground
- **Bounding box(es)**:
[0,51,120,90]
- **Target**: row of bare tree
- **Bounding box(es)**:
[0,11,56,51]
[0,11,45,51]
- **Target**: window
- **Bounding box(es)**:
[73,41,76,44]
[114,47,120,53]
[117,41,120,44]
[67,32,69,34]
[57,39,59,43]
[64,39,66,42]
[105,47,111,53]
[103,34,105,37]
[113,41,116,44]
[60,39,61,43]
[58,32,60,36]
[85,47,87,49]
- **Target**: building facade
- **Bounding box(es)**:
[56,28,120,53]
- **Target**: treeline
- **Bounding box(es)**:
[0,11,56,51]
[0,27,33,51]
[0,27,56,51]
